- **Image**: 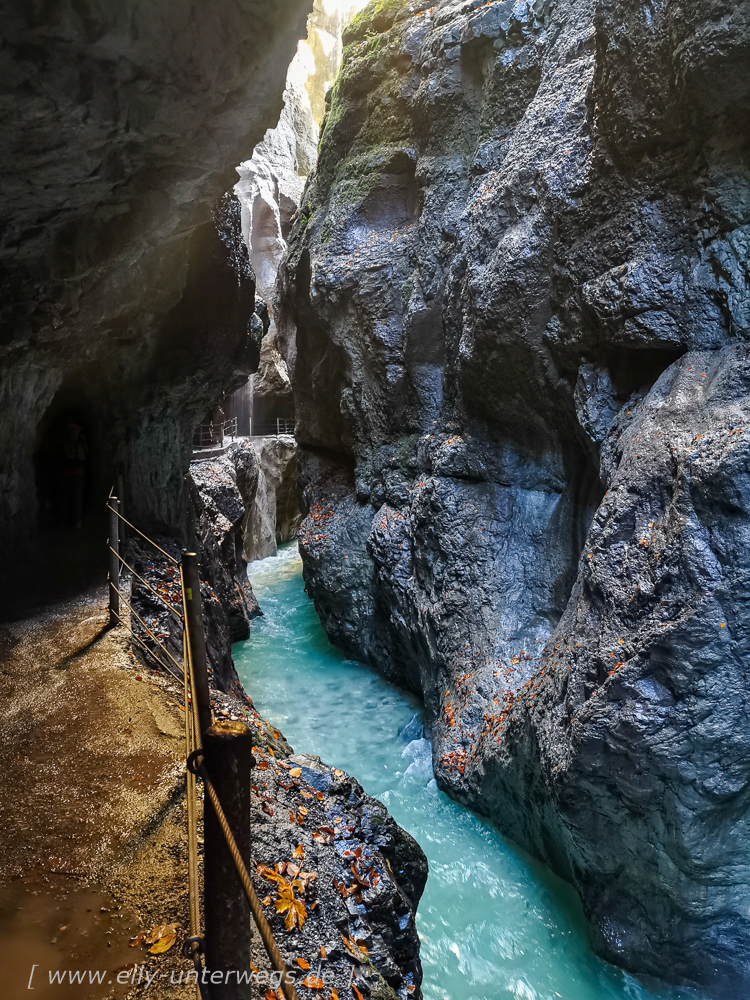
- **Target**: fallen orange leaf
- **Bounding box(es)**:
[301,975,325,989]
[296,958,310,970]
[274,877,307,932]
[293,844,304,859]
[290,767,302,778]
[142,922,180,955]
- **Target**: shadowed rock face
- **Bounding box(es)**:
[0,0,311,574]
[279,0,750,991]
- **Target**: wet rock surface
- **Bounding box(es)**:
[279,0,750,991]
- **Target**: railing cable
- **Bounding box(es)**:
[109,609,183,684]
[111,546,184,623]
[111,584,184,684]
[106,504,179,566]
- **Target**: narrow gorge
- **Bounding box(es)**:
[1,1,749,999]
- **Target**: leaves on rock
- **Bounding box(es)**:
[274,877,307,932]
[259,859,317,932]
[301,974,325,989]
[313,827,335,845]
[296,957,310,970]
[289,767,302,778]
[341,934,368,961]
[335,861,380,903]
[257,863,281,883]
[293,844,305,859]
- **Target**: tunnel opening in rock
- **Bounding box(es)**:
[33,385,109,535]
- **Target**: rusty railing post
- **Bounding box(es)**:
[204,720,253,998]
[182,552,213,736]
[108,497,120,626]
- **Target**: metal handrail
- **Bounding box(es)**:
[193,417,238,449]
[249,417,295,437]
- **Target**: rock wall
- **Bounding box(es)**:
[0,0,312,579]
[244,435,303,561]
[128,440,260,693]
[234,0,368,420]
[279,0,750,993]
[189,440,262,689]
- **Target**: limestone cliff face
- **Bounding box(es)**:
[234,0,367,417]
[279,0,750,992]
[0,0,311,574]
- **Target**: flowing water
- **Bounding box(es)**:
[236,544,706,1000]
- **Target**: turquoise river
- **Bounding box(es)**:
[235,545,707,1000]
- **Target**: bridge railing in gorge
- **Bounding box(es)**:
[248,416,295,437]
[193,417,239,450]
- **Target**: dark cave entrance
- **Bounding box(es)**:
[34,387,105,531]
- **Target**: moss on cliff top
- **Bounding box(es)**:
[343,0,411,46]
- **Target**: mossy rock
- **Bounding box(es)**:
[343,0,410,47]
